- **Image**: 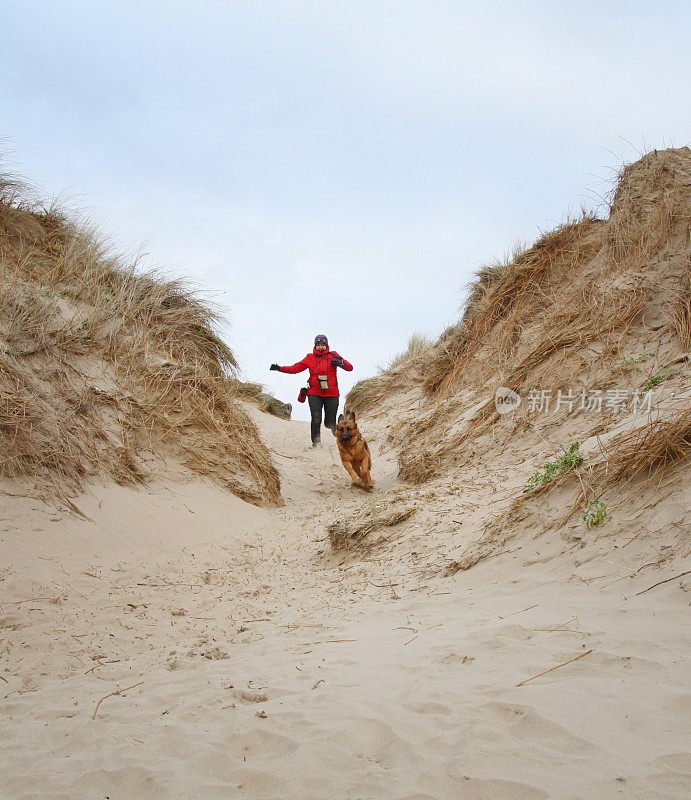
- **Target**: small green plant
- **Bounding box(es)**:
[526,442,583,491]
[559,442,584,470]
[583,498,607,529]
[622,351,654,371]
[642,369,677,391]
[633,351,654,364]
[622,351,655,373]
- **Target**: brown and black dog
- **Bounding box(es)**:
[334,410,373,490]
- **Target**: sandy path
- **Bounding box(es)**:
[1,412,689,799]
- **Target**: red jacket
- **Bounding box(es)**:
[279,349,353,397]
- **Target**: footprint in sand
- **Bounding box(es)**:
[455,777,549,800]
[432,648,475,665]
[403,700,452,716]
[656,752,691,772]
[232,689,269,704]
[72,767,164,798]
[480,702,598,754]
[496,623,532,641]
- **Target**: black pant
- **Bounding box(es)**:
[307,395,339,443]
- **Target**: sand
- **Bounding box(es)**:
[1,408,689,800]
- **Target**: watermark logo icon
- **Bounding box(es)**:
[495,386,521,415]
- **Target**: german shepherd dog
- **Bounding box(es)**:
[334,410,373,490]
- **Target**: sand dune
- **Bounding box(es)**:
[2,408,689,799]
[2,148,689,798]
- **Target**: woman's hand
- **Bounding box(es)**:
[331,357,344,367]
[270,363,281,371]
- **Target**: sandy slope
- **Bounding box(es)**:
[1,409,689,800]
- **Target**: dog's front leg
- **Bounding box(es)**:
[359,461,373,489]
[342,460,362,485]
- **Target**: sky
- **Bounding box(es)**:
[2,1,689,420]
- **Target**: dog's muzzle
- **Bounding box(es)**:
[339,434,352,444]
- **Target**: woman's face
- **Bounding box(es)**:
[315,343,327,352]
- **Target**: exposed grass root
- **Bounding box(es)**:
[328,505,417,551]
[596,408,691,488]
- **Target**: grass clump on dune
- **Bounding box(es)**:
[422,213,605,397]
[227,378,292,419]
[597,407,691,488]
[328,504,416,551]
[387,333,433,370]
[0,171,280,506]
[346,333,432,414]
[668,255,690,352]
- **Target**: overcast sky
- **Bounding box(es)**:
[2,1,689,419]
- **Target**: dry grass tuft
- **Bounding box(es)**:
[387,333,434,370]
[598,408,691,488]
[669,259,691,351]
[346,374,397,416]
[423,213,605,396]
[670,290,691,351]
[346,351,428,416]
[345,374,393,416]
[328,505,416,551]
[227,378,292,419]
[605,147,690,273]
[255,393,292,419]
[346,333,433,414]
[0,171,280,505]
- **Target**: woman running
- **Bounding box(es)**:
[270,334,353,446]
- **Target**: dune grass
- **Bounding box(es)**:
[0,171,280,505]
[597,407,691,488]
[346,333,432,414]
[397,147,690,484]
[387,333,434,370]
[227,377,292,419]
[669,258,691,351]
[422,212,605,397]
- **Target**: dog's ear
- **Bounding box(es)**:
[345,409,356,422]
[337,414,344,423]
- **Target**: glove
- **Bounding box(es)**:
[270,363,281,371]
[331,357,344,367]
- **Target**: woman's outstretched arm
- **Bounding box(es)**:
[276,356,310,374]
